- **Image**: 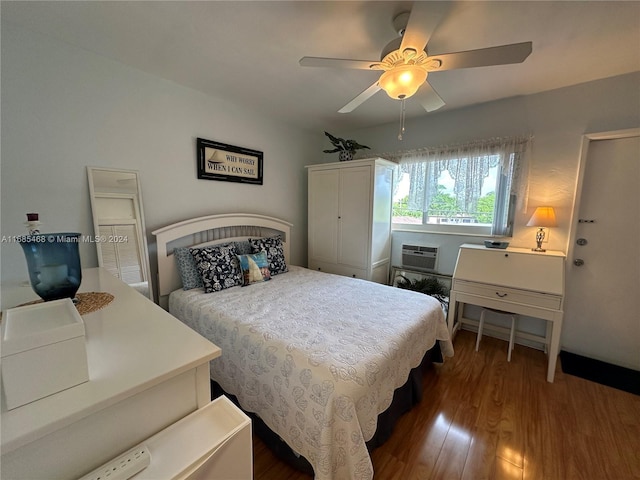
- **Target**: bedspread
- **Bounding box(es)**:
[169,266,453,480]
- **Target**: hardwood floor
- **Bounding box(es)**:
[253,330,640,479]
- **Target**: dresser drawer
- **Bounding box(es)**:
[453,279,563,310]
[309,260,368,280]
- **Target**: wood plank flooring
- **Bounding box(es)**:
[253,330,640,479]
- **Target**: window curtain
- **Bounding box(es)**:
[381,135,532,236]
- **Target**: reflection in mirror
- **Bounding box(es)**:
[87,167,153,300]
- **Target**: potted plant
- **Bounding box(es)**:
[323,131,370,161]
[395,274,450,310]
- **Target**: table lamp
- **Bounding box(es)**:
[526,206,557,252]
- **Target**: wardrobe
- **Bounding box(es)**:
[307,157,395,284]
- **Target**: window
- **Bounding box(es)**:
[390,136,531,236]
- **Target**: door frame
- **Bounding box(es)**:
[567,128,640,267]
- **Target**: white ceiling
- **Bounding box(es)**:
[2,1,639,132]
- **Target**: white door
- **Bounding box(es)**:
[308,169,340,264]
[563,133,640,370]
[338,166,372,269]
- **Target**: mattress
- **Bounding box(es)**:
[169,265,454,480]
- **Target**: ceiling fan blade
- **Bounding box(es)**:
[414,81,445,112]
[400,2,446,56]
[431,42,533,71]
[299,56,379,70]
[338,82,381,113]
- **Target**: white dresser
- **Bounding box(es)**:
[447,244,565,382]
[1,268,252,479]
[307,157,394,284]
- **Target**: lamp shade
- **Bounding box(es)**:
[526,206,557,228]
[379,65,427,100]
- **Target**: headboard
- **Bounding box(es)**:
[152,213,292,306]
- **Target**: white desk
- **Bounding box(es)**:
[447,244,565,382]
[1,268,224,478]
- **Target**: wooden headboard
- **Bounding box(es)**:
[152,213,292,306]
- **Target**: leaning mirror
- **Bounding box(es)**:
[87,167,153,300]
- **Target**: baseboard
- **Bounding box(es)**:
[559,350,639,396]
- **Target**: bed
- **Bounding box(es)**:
[153,213,454,480]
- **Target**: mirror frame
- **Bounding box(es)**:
[87,167,154,300]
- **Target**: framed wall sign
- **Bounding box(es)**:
[197,138,263,185]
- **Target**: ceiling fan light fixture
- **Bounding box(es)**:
[402,48,418,60]
[378,65,427,100]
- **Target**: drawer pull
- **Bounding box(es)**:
[496,292,508,298]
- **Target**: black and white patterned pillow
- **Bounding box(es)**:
[249,236,288,275]
[189,244,242,293]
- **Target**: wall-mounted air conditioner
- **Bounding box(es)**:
[401,244,438,272]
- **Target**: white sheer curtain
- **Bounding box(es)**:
[381,136,532,236]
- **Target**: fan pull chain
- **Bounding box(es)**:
[398,98,406,141]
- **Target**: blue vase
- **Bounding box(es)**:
[19,233,82,302]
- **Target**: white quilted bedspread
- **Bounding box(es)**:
[169,266,453,480]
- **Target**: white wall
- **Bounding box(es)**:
[1,23,321,287]
[3,21,639,365]
[342,72,640,259]
[342,72,640,351]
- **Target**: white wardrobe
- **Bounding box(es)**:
[307,157,394,284]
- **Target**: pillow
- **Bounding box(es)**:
[174,247,204,290]
[189,244,242,293]
[249,236,287,275]
[233,240,253,255]
[237,251,271,286]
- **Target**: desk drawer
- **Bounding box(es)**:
[453,280,562,310]
[453,246,564,295]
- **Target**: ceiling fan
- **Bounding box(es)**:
[299,3,532,115]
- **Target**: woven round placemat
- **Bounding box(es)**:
[17,292,115,315]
